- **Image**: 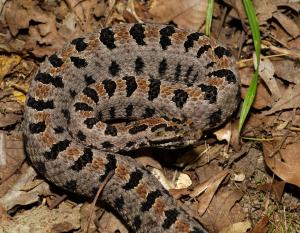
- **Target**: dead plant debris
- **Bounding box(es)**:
[0,0,299,233]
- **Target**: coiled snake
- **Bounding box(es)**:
[24,23,240,233]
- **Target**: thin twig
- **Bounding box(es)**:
[85,170,115,233]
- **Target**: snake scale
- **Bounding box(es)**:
[23,23,239,233]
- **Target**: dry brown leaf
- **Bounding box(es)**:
[270,21,290,46]
[241,81,272,109]
[124,0,144,23]
[259,58,281,101]
[224,0,247,23]
[254,0,277,24]
[263,141,300,188]
[196,170,230,216]
[0,113,22,128]
[95,210,128,233]
[148,0,207,30]
[66,0,101,32]
[2,0,108,56]
[4,1,30,36]
[214,121,232,144]
[230,119,241,151]
[251,1,300,48]
[0,204,13,224]
[278,2,300,12]
[169,170,229,216]
[278,111,300,128]
[241,113,266,136]
[239,66,255,86]
[0,204,81,232]
[264,84,300,115]
[200,187,245,232]
[0,132,25,196]
[174,144,228,178]
[219,221,252,233]
[257,180,285,201]
[273,12,300,38]
[251,215,269,233]
[0,95,23,127]
[273,60,300,84]
[27,11,65,56]
[287,37,300,50]
[0,167,51,211]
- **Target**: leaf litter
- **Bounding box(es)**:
[0,0,300,232]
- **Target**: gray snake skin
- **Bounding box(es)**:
[24,23,240,233]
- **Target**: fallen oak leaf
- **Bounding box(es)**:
[263,141,300,188]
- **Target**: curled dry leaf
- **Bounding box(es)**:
[0,167,51,211]
[214,121,232,144]
[239,60,273,110]
[263,141,300,188]
[152,167,192,190]
[273,12,300,38]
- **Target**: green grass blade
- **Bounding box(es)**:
[239,0,261,132]
[205,0,214,36]
[243,0,261,62]
[239,69,259,132]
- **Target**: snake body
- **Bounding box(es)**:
[24,23,239,233]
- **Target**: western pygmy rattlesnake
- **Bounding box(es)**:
[24,23,240,233]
